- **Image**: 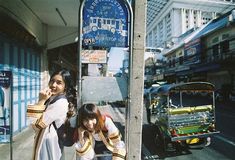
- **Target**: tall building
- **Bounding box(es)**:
[146,0,235,49]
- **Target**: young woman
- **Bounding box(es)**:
[75,103,126,160]
[30,69,76,160]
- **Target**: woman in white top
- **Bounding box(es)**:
[75,103,126,160]
[30,69,76,160]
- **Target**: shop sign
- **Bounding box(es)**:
[0,71,12,143]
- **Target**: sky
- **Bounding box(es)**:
[107,47,126,74]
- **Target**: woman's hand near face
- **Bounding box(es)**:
[38,89,52,105]
[78,127,89,145]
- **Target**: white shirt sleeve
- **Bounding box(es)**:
[105,117,125,149]
[42,99,68,127]
[75,142,95,160]
[105,117,119,135]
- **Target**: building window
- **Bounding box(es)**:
[172,59,176,67]
[169,60,172,67]
[212,44,219,60]
[212,37,219,44]
[222,33,229,40]
[220,40,229,54]
[179,56,183,65]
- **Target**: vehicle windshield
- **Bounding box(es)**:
[169,91,213,108]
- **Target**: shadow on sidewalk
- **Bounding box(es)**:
[0,127,34,160]
[0,126,76,160]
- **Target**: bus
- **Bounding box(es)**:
[83,17,127,36]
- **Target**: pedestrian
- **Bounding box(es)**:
[29,69,76,160]
[75,103,126,160]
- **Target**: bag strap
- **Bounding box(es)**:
[44,94,66,110]
[52,121,57,130]
[49,94,66,104]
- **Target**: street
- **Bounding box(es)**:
[141,101,235,160]
[106,101,235,160]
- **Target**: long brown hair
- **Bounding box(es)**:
[78,103,105,132]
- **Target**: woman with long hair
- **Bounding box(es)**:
[29,69,76,160]
[75,103,126,160]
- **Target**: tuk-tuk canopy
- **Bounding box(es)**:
[156,82,215,95]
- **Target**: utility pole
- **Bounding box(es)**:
[126,0,147,159]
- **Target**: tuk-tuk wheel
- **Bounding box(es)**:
[188,137,211,149]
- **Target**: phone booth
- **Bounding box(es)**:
[78,0,133,159]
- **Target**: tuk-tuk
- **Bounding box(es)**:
[148,82,220,152]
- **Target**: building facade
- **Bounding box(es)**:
[146,0,235,49]
[162,10,235,94]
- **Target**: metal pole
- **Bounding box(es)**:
[126,0,146,159]
[77,0,84,109]
[10,71,13,160]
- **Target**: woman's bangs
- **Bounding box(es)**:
[83,109,97,120]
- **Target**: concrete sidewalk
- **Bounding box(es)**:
[0,126,76,160]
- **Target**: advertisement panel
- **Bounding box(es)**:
[184,38,201,64]
[81,50,107,63]
[0,71,12,143]
[82,0,129,47]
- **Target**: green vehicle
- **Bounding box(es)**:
[148,82,220,152]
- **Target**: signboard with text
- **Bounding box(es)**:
[0,71,12,143]
[81,50,107,63]
[82,0,129,47]
[184,38,201,64]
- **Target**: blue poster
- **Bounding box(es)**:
[0,71,12,143]
[184,38,201,63]
[82,0,129,47]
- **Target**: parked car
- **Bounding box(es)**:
[147,82,220,152]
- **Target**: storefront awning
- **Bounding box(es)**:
[192,16,228,40]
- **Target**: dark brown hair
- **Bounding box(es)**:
[50,69,77,121]
[78,103,104,132]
